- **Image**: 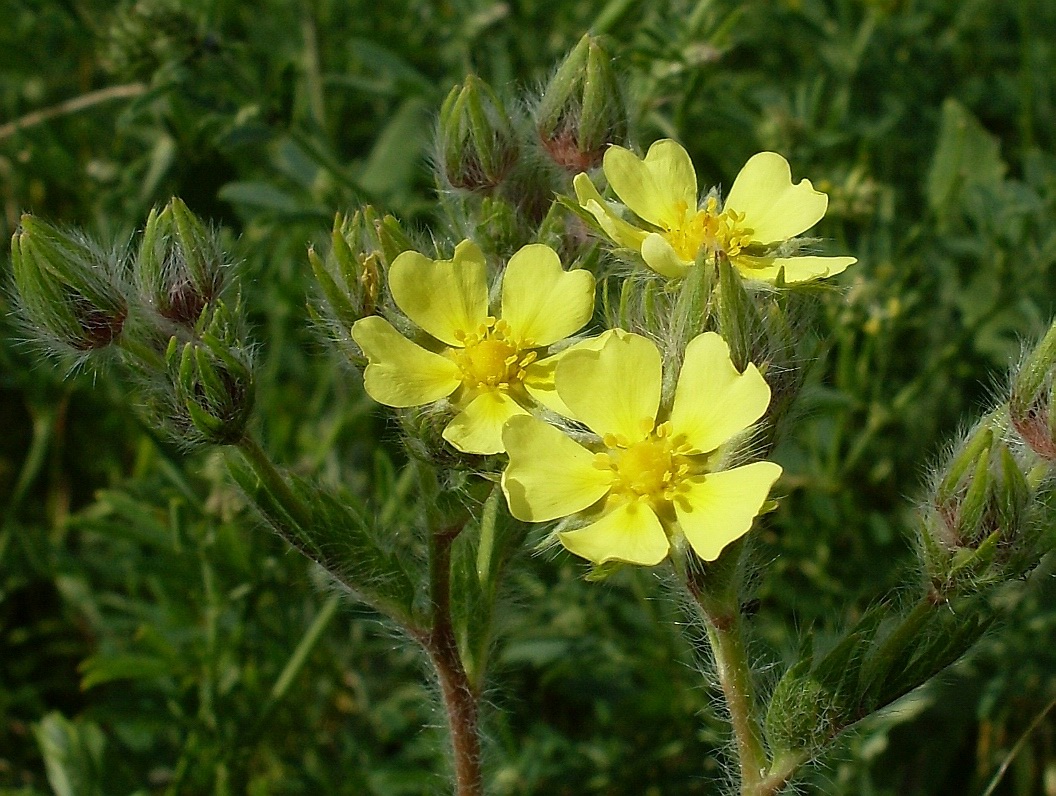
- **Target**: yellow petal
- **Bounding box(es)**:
[674,462,782,561]
[641,232,693,279]
[499,244,595,347]
[723,152,829,244]
[603,140,697,229]
[522,333,615,417]
[669,332,771,453]
[351,316,461,407]
[388,241,488,346]
[573,173,649,250]
[442,390,527,454]
[558,500,669,566]
[556,331,661,444]
[502,415,612,521]
[734,254,857,284]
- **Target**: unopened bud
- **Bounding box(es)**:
[924,422,1033,590]
[137,198,227,327]
[11,215,128,353]
[537,35,627,172]
[1010,320,1056,460]
[438,75,518,191]
[165,298,254,445]
[310,208,411,331]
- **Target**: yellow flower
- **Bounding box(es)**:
[501,330,781,566]
[574,139,856,283]
[351,240,595,454]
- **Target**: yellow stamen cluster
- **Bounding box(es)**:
[663,197,755,262]
[595,422,693,505]
[452,318,537,391]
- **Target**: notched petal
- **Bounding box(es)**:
[351,316,461,407]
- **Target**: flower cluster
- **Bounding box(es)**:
[575,139,856,283]
[351,137,855,566]
[351,241,594,455]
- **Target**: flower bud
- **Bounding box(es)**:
[923,422,1033,591]
[437,75,518,191]
[164,298,254,446]
[11,215,128,353]
[137,198,227,327]
[1010,320,1056,460]
[536,35,627,172]
[310,207,411,332]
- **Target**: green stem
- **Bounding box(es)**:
[235,435,312,530]
[754,751,809,796]
[703,611,768,792]
[681,542,768,793]
[117,334,167,372]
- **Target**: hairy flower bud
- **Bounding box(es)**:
[11,215,128,353]
[1010,320,1056,460]
[163,298,254,446]
[438,75,519,191]
[536,35,627,172]
[922,421,1034,592]
[137,198,227,327]
[309,207,412,335]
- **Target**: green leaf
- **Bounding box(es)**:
[34,713,106,796]
[926,98,1006,219]
[79,652,175,689]
[358,97,431,198]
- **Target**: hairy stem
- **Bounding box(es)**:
[682,543,768,794]
[754,751,809,796]
[423,521,483,796]
[235,435,312,530]
[703,611,768,792]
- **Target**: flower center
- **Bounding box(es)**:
[663,198,755,262]
[452,318,536,391]
[598,423,692,504]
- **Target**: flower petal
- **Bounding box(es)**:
[500,244,595,347]
[734,254,856,284]
[351,316,461,407]
[723,152,829,244]
[559,500,669,566]
[556,331,661,444]
[669,332,771,454]
[388,240,488,346]
[674,462,782,561]
[641,232,693,279]
[502,415,612,521]
[442,390,527,454]
[574,173,649,250]
[603,140,697,229]
[522,333,615,417]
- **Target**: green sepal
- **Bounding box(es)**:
[936,425,992,506]
[1011,319,1056,416]
[716,256,764,372]
[954,437,994,541]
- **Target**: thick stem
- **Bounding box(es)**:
[703,611,768,792]
[424,522,483,796]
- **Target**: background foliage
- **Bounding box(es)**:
[3,0,1056,793]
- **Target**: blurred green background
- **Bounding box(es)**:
[3,0,1056,793]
